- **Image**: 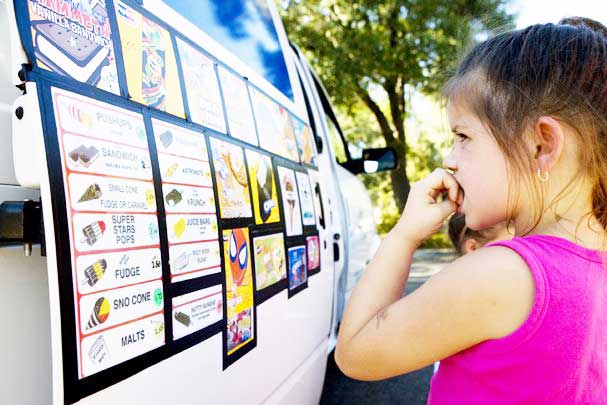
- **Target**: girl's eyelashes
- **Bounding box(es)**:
[455,133,469,142]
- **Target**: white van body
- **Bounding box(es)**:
[0,1,382,404]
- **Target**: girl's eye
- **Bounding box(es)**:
[456,133,469,142]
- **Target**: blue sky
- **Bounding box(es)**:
[510,0,607,28]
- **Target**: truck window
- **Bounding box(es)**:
[326,116,347,164]
[163,0,294,101]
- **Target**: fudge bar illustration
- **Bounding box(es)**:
[78,183,102,203]
[32,21,110,84]
[81,221,106,246]
[81,259,107,287]
[86,297,110,329]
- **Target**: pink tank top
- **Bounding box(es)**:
[428,234,607,404]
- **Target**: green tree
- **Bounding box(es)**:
[279,0,514,211]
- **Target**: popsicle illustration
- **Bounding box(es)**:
[68,104,93,128]
[78,184,102,203]
[81,221,106,246]
[173,218,186,238]
[86,297,110,329]
[81,259,107,287]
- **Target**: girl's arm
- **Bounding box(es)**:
[334,169,535,380]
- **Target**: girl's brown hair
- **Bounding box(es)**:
[443,19,607,241]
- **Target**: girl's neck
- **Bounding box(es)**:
[517,207,606,250]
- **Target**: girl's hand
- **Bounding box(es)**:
[394,168,463,246]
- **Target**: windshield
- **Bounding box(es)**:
[163,0,294,101]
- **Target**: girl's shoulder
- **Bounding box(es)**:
[438,243,536,340]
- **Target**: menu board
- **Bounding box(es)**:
[17,0,328,398]
[306,235,321,273]
[246,150,280,225]
[209,138,252,219]
[172,285,223,340]
[52,87,165,379]
[250,87,299,162]
[151,118,221,283]
[176,38,226,133]
[218,66,258,145]
[20,0,120,94]
[114,0,185,117]
[296,171,316,227]
[277,166,302,236]
[253,232,286,291]
[287,245,307,295]
[292,116,317,167]
[223,228,255,360]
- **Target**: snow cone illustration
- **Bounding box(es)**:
[229,228,248,286]
[86,297,110,330]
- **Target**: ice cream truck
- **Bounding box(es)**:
[0,0,396,404]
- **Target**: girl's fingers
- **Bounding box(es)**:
[427,168,461,204]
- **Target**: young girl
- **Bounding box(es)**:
[335,19,607,403]
[448,213,512,255]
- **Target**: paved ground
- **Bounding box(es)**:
[320,249,457,405]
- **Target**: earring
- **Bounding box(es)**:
[536,168,549,182]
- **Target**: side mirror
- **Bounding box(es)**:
[341,147,397,175]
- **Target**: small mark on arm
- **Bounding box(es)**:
[376,308,388,329]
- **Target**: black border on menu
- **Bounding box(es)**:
[14,0,324,401]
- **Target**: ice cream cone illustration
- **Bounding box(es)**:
[81,221,106,246]
[284,176,296,227]
[78,184,102,203]
[256,158,275,221]
[81,259,107,287]
[86,297,110,329]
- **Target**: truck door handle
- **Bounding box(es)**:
[333,233,340,262]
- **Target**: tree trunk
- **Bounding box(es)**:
[388,140,410,212]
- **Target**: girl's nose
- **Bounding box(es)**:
[443,149,457,172]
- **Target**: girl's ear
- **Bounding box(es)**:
[532,116,565,172]
[462,238,479,254]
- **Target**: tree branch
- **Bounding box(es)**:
[385,77,406,145]
[358,88,396,143]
